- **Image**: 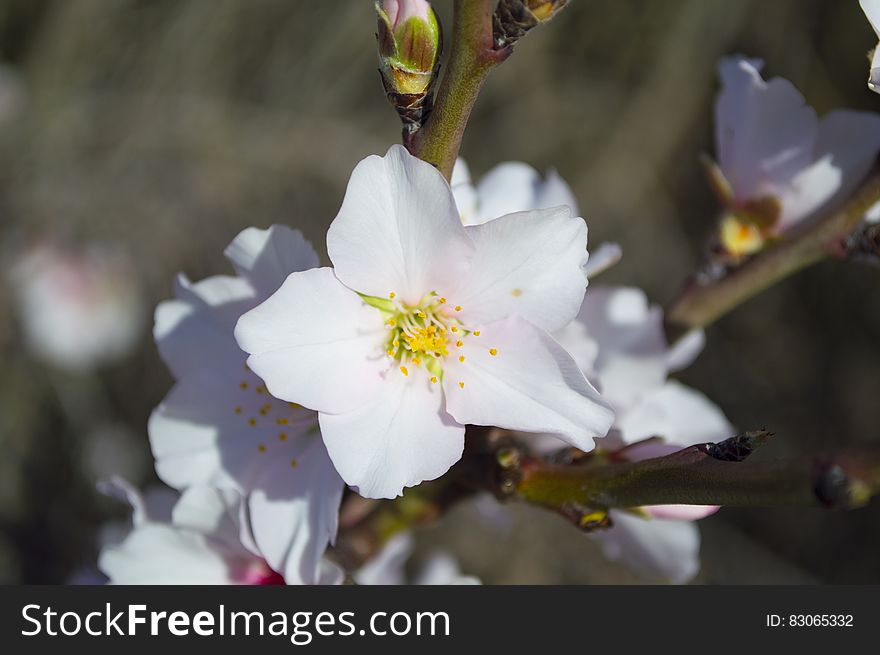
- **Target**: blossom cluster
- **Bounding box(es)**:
[87,4,880,586]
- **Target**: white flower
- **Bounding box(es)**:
[236,145,614,499]
[8,241,144,370]
[354,532,480,585]
[98,479,342,585]
[710,56,880,256]
[148,225,345,584]
[862,0,880,93]
[550,285,733,583]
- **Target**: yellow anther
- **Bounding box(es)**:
[454,305,462,312]
[458,381,465,389]
[279,433,288,442]
[489,348,498,356]
[393,339,400,347]
[459,355,465,363]
[290,458,299,468]
[389,292,396,299]
[256,386,266,395]
[258,444,267,453]
[259,408,269,416]
[248,418,257,427]
[287,402,300,408]
[387,349,395,357]
[240,382,249,390]
[417,310,427,319]
[412,357,421,366]
[430,376,438,384]
[451,326,458,333]
[456,340,463,348]
[386,318,396,327]
[400,366,409,376]
[438,297,447,304]
[277,417,289,425]
[234,406,242,414]
[473,331,481,336]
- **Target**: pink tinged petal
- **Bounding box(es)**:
[354,532,413,585]
[616,380,734,447]
[326,145,473,304]
[596,511,701,584]
[715,57,818,202]
[776,110,880,230]
[575,286,668,408]
[235,267,388,414]
[247,436,345,585]
[644,504,720,521]
[224,225,320,298]
[319,374,465,499]
[582,241,622,279]
[456,208,589,332]
[442,316,614,451]
[154,274,256,379]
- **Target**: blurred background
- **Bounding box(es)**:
[1,0,878,584]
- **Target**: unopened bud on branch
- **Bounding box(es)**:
[376,0,442,137]
[493,0,569,50]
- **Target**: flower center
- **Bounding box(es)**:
[384,293,461,370]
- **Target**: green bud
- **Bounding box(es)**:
[376,0,441,97]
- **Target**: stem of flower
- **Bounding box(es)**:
[665,169,880,338]
[510,432,880,524]
[408,0,510,179]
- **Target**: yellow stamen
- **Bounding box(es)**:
[400,366,409,376]
[277,417,289,425]
[248,418,257,427]
[456,340,463,348]
[454,305,462,312]
[258,444,267,453]
[473,331,481,336]
[279,433,288,442]
[459,355,465,363]
[430,376,438,384]
[458,381,465,389]
[389,292,396,299]
[290,458,299,468]
[489,348,498,356]
[234,406,242,414]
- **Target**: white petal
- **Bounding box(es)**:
[776,110,880,230]
[575,286,668,408]
[247,436,344,585]
[319,374,465,499]
[154,274,255,379]
[582,242,622,279]
[326,145,473,304]
[534,168,580,215]
[715,57,818,201]
[415,552,481,585]
[235,267,388,414]
[455,208,589,331]
[616,380,734,446]
[224,225,320,297]
[443,316,614,450]
[99,524,241,584]
[98,477,176,526]
[473,162,542,223]
[171,486,247,552]
[862,0,880,37]
[665,329,705,372]
[354,532,413,585]
[451,158,480,225]
[149,359,325,492]
[595,512,701,584]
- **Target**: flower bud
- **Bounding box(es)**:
[376,0,442,134]
[493,0,569,49]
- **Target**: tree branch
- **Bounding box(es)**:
[408,0,510,179]
[665,169,880,338]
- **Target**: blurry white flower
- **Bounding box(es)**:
[354,532,480,585]
[709,56,880,256]
[236,145,613,499]
[149,225,345,585]
[9,241,144,370]
[548,285,733,583]
[98,479,342,585]
[862,0,880,93]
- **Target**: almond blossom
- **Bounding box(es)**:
[98,479,341,585]
[148,225,344,584]
[709,56,880,257]
[548,285,733,583]
[236,145,614,499]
